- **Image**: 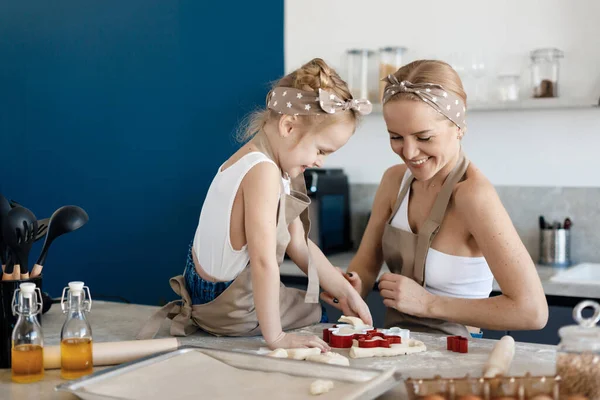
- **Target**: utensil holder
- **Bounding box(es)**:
[0,275,42,368]
[539,228,571,267]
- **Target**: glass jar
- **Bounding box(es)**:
[497,74,520,102]
[11,283,44,383]
[556,300,600,399]
[345,49,377,103]
[60,281,93,380]
[378,47,406,102]
[530,48,564,98]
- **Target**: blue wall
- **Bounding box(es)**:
[0,1,284,304]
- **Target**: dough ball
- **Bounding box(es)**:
[310,379,334,395]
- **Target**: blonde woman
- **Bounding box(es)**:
[323,60,548,337]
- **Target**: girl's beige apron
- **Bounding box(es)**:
[381,151,472,336]
[137,136,321,340]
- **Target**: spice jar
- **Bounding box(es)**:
[530,48,564,98]
[378,47,406,102]
[556,300,600,400]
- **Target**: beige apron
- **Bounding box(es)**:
[137,135,321,340]
[382,151,472,336]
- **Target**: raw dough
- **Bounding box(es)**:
[310,379,334,395]
[338,315,369,329]
[349,339,427,358]
[266,348,288,358]
[266,348,350,366]
[306,352,350,366]
[286,348,321,360]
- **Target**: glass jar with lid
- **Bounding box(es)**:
[556,300,600,399]
[378,47,406,102]
[497,74,520,102]
[345,49,377,103]
[530,48,564,98]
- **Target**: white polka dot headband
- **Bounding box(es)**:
[267,87,373,116]
[382,74,466,130]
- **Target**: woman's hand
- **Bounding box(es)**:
[378,272,435,317]
[267,332,330,351]
[320,267,363,299]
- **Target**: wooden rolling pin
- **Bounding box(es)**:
[43,338,179,370]
[482,335,516,378]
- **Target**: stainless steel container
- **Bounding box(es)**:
[539,228,571,267]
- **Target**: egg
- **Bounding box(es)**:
[566,396,588,400]
[530,395,553,400]
[458,395,482,400]
[422,395,446,400]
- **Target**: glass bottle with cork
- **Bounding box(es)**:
[11,282,44,383]
[60,281,93,379]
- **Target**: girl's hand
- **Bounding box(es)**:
[378,272,435,317]
[321,275,373,327]
[267,332,330,351]
[343,288,373,326]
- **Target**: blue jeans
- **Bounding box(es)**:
[183,243,233,305]
[183,242,329,324]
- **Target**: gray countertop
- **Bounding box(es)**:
[0,301,557,400]
[280,251,600,300]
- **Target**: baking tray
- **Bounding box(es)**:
[55,345,402,400]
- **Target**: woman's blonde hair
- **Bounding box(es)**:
[385,60,467,107]
[237,58,358,143]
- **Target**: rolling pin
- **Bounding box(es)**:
[482,335,516,378]
[43,338,179,370]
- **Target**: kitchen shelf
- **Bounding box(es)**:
[369,97,600,113]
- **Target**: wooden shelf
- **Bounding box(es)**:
[370,97,600,113]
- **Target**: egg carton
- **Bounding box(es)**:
[405,373,562,400]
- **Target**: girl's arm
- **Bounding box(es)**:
[244,163,329,350]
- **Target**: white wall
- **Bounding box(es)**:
[285,0,600,186]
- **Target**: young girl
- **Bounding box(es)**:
[322,60,548,337]
[138,58,373,350]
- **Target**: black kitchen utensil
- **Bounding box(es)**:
[2,206,38,280]
[31,205,89,277]
[0,194,11,266]
[538,215,546,230]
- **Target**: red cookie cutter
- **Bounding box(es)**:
[446,336,468,353]
[322,324,352,343]
[356,333,402,348]
[324,325,375,348]
[329,332,354,348]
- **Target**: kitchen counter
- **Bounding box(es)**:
[0,301,557,400]
[281,251,600,302]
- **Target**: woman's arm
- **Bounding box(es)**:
[286,218,373,325]
[379,175,548,330]
[346,165,404,297]
[429,177,548,329]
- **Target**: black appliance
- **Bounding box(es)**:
[303,168,352,255]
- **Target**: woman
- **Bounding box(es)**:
[323,60,548,337]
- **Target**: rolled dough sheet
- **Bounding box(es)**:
[81,350,385,400]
